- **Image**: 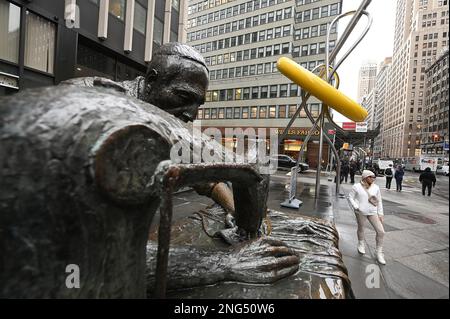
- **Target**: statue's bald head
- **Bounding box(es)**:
[144,43,209,122]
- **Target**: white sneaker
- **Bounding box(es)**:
[357,241,366,255]
[376,248,386,265]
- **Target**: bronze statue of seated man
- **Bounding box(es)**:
[0,43,300,298]
[0,43,351,298]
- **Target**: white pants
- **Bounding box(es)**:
[355,213,385,248]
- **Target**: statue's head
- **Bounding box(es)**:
[144,43,209,122]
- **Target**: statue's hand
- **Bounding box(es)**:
[225,237,299,284]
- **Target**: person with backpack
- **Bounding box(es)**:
[341,161,350,183]
[349,160,358,184]
[419,167,437,196]
[385,164,394,189]
[394,165,405,192]
[348,170,386,265]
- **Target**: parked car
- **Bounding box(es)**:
[271,155,309,172]
[436,165,449,176]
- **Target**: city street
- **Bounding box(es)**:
[169,169,448,299]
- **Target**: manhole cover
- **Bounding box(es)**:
[394,212,436,224]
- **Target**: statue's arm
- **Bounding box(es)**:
[146,237,299,292]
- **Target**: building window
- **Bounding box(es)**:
[278,105,286,118]
[242,107,249,119]
[234,107,241,119]
[134,1,147,34]
[290,84,299,97]
[260,86,268,98]
[109,0,126,20]
[269,106,276,118]
[270,85,277,98]
[288,105,296,117]
[197,109,204,119]
[251,106,258,118]
[153,18,164,46]
[226,107,233,119]
[259,106,267,118]
[24,10,56,74]
[280,84,288,97]
[172,0,180,12]
[211,108,218,119]
[0,0,20,64]
[218,108,225,119]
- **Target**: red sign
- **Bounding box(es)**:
[342,122,356,130]
[328,129,336,135]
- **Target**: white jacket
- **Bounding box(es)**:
[348,182,384,216]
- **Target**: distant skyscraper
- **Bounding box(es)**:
[357,62,377,104]
[421,49,449,156]
[383,0,449,159]
[374,57,392,158]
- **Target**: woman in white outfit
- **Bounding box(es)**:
[348,170,386,265]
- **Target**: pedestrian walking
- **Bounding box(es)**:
[394,165,404,192]
[341,161,350,183]
[385,164,394,190]
[348,170,386,265]
[349,160,357,184]
[419,167,437,196]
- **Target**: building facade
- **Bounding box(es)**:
[186,0,342,168]
[382,0,449,159]
[373,57,392,158]
[421,49,449,156]
[357,62,377,104]
[0,0,187,96]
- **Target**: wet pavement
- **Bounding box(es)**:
[333,170,449,299]
[161,169,448,299]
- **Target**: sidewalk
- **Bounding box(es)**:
[168,171,449,299]
[332,175,449,299]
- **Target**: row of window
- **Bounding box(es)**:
[192,25,292,53]
[205,42,290,66]
[422,9,448,21]
[198,104,322,120]
[189,0,289,16]
[293,22,337,40]
[187,6,292,42]
[421,17,449,28]
[187,0,291,28]
[188,0,236,15]
[205,84,305,102]
[419,32,448,42]
[209,58,328,80]
[295,0,322,6]
[295,3,340,24]
[203,39,334,68]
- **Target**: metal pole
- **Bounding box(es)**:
[315,108,326,198]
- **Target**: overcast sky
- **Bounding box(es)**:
[331,0,397,124]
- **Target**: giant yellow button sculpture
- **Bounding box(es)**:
[277,57,368,122]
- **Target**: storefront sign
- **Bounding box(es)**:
[355,122,368,133]
[342,122,356,130]
[276,128,320,137]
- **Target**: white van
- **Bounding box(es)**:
[404,156,438,172]
[373,159,394,175]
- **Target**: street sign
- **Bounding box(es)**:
[328,129,336,135]
[342,122,356,130]
[444,141,449,151]
[355,122,368,133]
